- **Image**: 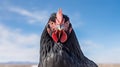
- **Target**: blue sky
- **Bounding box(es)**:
[0,0,120,63]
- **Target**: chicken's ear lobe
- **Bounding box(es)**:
[68,22,72,34]
[47,28,51,36]
[69,27,72,34]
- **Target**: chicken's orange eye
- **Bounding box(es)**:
[50,22,54,25]
[65,21,69,24]
[49,21,55,25]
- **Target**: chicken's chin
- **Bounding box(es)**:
[52,30,67,43]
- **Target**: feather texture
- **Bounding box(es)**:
[38,12,98,67]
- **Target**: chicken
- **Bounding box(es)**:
[38,9,98,67]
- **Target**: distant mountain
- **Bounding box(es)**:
[0,61,38,64]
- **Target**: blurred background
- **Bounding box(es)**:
[0,0,120,67]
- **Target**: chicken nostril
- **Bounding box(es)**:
[56,24,65,31]
[53,28,55,31]
[60,25,64,30]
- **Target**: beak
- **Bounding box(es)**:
[56,25,64,31]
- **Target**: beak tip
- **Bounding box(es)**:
[56,25,64,31]
[58,28,61,31]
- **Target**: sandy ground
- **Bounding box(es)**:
[98,64,120,67]
[0,64,120,67]
[0,64,37,67]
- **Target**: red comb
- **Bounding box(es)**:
[56,8,63,24]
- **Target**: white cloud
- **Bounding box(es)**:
[92,46,120,64]
[0,24,40,62]
[80,40,120,63]
[80,40,101,51]
[8,6,49,25]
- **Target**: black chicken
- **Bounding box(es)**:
[39,9,98,67]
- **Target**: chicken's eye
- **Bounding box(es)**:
[49,21,55,25]
[66,21,69,24]
[51,22,54,25]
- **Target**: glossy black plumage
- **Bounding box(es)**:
[38,13,98,67]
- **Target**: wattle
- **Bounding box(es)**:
[52,30,67,43]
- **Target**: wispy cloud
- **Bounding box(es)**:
[7,6,49,25]
[0,24,40,62]
[80,40,102,61]
[92,47,120,63]
[80,40,120,63]
[80,40,101,51]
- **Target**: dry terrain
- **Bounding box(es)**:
[0,64,37,67]
[98,64,120,67]
[0,64,120,67]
